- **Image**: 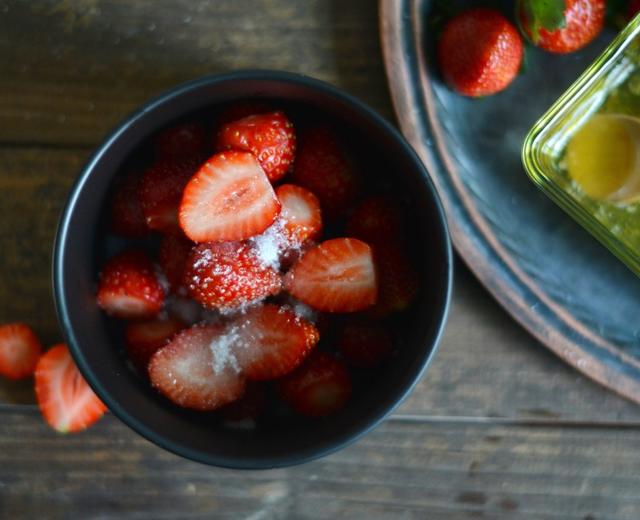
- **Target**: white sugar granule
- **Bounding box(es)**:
[210,326,241,375]
[249,219,290,270]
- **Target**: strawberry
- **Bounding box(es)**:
[284,238,377,313]
[110,172,148,237]
[220,381,268,422]
[124,317,185,371]
[338,322,393,368]
[35,344,107,433]
[290,127,360,219]
[97,250,165,319]
[138,157,202,233]
[518,0,605,54]
[216,111,296,183]
[154,122,206,161]
[179,151,280,242]
[215,101,272,128]
[148,325,246,411]
[346,196,405,248]
[158,234,193,293]
[369,247,418,318]
[183,241,282,310]
[276,184,322,245]
[228,304,319,380]
[278,352,351,417]
[437,8,523,97]
[0,323,42,380]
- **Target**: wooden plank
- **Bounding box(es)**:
[1,410,639,519]
[2,146,640,419]
[0,0,391,146]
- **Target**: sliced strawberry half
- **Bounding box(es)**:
[148,325,246,411]
[124,317,185,371]
[227,304,319,381]
[35,344,107,433]
[158,234,193,293]
[338,322,393,368]
[154,122,206,161]
[279,352,351,417]
[284,238,377,313]
[97,250,165,319]
[139,157,202,233]
[0,323,42,380]
[110,172,148,237]
[216,111,296,183]
[290,126,360,219]
[276,184,322,245]
[183,241,282,310]
[179,151,280,242]
[346,196,406,248]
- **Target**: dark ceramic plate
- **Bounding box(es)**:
[380,0,640,403]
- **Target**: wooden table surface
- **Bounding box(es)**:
[2,1,640,518]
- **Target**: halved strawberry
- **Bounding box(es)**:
[158,234,193,293]
[284,238,377,313]
[149,325,246,411]
[183,241,282,310]
[227,304,319,380]
[290,126,360,219]
[179,151,280,242]
[110,172,148,237]
[124,317,185,371]
[154,122,206,161]
[139,157,202,233]
[220,381,268,422]
[276,184,322,245]
[97,250,165,319]
[338,322,393,368]
[216,111,296,183]
[0,323,42,380]
[346,196,405,248]
[35,344,107,433]
[369,247,418,317]
[279,352,351,417]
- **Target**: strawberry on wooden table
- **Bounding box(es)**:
[437,8,523,97]
[179,151,280,242]
[279,352,352,417]
[276,183,323,245]
[124,317,185,371]
[518,0,605,54]
[0,323,42,380]
[183,241,282,310]
[284,238,377,313]
[216,111,296,183]
[139,157,202,233]
[158,233,193,293]
[149,325,246,411]
[338,322,393,368]
[35,344,107,433]
[154,122,206,161]
[97,250,165,319]
[110,172,148,237]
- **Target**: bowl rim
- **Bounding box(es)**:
[52,69,453,469]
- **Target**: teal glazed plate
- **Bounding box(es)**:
[380,0,640,403]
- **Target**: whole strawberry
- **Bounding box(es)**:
[518,0,605,54]
[438,8,523,97]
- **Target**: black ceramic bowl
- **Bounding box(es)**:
[53,70,452,469]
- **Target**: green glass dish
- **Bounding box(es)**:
[523,16,640,277]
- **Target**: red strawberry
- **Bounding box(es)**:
[215,101,272,128]
[221,381,268,422]
[284,238,377,313]
[110,173,148,237]
[179,151,280,242]
[338,322,393,368]
[97,250,165,319]
[290,127,360,219]
[124,317,185,371]
[369,247,418,317]
[154,122,206,161]
[227,304,319,380]
[519,0,605,54]
[438,9,523,97]
[35,344,108,433]
[139,157,202,233]
[346,196,405,247]
[0,323,42,380]
[279,352,351,417]
[276,184,322,245]
[183,241,282,310]
[149,325,246,411]
[158,234,193,293]
[216,111,296,183]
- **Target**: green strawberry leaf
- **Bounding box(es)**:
[521,0,567,42]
